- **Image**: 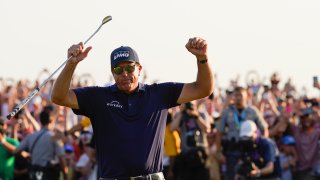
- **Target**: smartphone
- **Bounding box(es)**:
[313,76,318,87]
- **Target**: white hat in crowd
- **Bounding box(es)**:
[239,120,257,137]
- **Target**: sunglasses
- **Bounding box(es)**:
[112,64,136,75]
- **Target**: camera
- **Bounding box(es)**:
[236,157,254,177]
[236,138,258,177]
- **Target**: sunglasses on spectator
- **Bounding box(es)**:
[112,63,136,75]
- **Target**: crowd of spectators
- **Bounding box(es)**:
[0,71,319,180]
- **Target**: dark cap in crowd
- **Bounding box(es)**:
[64,144,74,153]
[281,135,295,145]
[110,46,139,68]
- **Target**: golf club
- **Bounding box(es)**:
[6,15,112,120]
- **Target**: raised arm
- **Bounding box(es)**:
[177,37,214,104]
[51,42,92,109]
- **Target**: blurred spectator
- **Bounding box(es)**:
[14,151,30,180]
[10,107,40,141]
[207,127,223,180]
[5,105,68,180]
[1,69,320,180]
[279,135,297,180]
[289,107,320,180]
[270,72,282,100]
[74,130,96,180]
[216,86,268,180]
[259,85,280,128]
[283,78,296,97]
[0,117,20,180]
[64,143,76,179]
[163,110,181,180]
[235,120,281,180]
[170,101,211,180]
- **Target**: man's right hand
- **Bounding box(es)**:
[68,42,92,64]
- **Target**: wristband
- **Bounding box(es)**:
[197,59,208,64]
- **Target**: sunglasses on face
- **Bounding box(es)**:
[112,64,136,75]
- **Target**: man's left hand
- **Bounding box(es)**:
[185,37,208,60]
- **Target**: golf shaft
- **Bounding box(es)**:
[6,23,104,120]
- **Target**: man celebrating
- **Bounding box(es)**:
[51,37,214,179]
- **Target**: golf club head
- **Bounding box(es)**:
[102,16,112,25]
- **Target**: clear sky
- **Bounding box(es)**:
[1,0,319,96]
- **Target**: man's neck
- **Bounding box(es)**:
[235,104,245,110]
[120,83,139,94]
[303,126,315,133]
[42,124,53,131]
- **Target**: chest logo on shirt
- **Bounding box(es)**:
[107,101,123,109]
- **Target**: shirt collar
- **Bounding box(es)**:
[111,83,145,93]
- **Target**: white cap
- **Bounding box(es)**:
[32,95,42,106]
[239,120,257,137]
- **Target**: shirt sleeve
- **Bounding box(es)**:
[72,86,101,117]
[216,109,228,133]
[7,138,20,147]
[54,141,65,157]
[16,134,30,152]
[261,138,276,163]
[156,82,184,108]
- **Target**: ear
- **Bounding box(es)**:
[138,65,142,76]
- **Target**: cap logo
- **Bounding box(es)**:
[113,51,129,61]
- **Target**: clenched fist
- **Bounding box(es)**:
[185,37,208,61]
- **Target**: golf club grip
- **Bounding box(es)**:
[6,87,40,120]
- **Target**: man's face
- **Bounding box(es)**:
[112,61,142,93]
[300,114,314,129]
[234,90,247,108]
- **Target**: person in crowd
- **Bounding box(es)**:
[163,110,181,180]
[258,86,280,129]
[270,72,282,100]
[74,130,96,180]
[216,86,268,180]
[170,101,211,180]
[235,120,281,180]
[278,135,297,180]
[290,107,320,180]
[2,105,68,180]
[207,126,223,180]
[0,118,20,180]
